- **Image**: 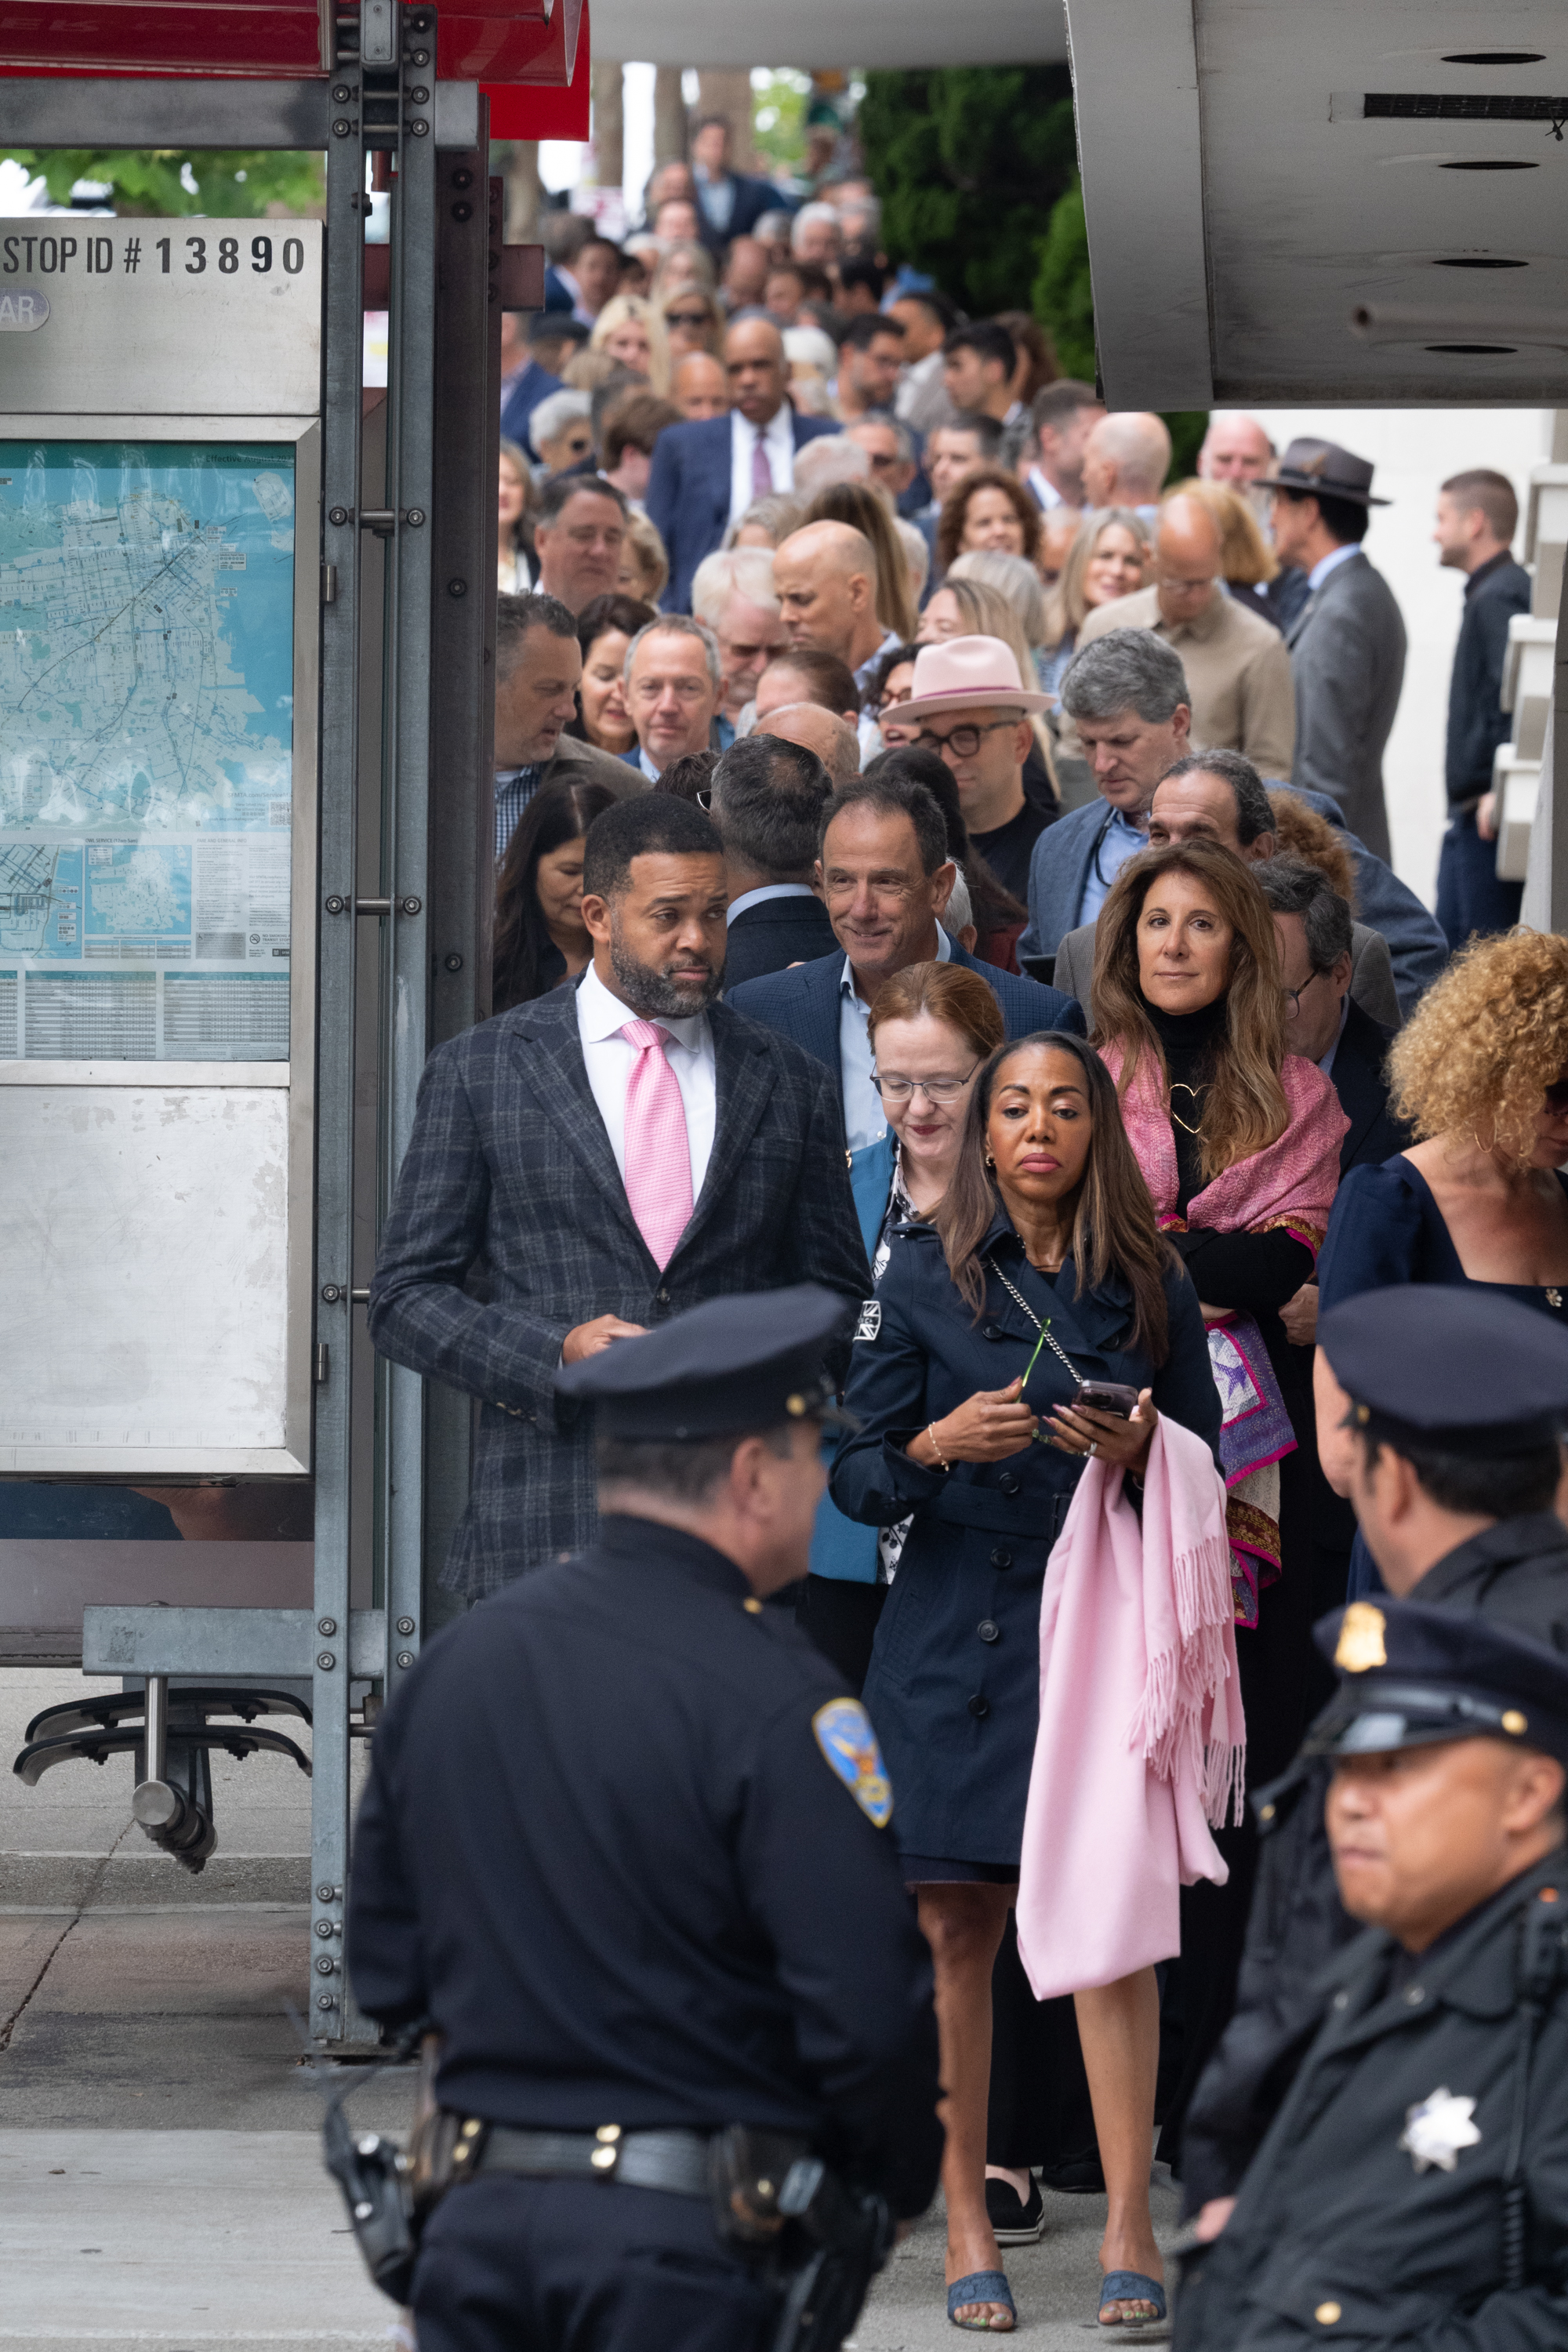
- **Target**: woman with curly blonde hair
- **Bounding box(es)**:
[1319,928,1568,1306]
[1316,930,1568,1586]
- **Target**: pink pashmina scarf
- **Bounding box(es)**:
[1015,1414,1245,1999]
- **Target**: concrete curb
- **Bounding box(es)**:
[0,1851,311,1907]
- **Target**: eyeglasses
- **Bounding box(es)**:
[1281,970,1328,1017]
[1155,572,1220,596]
[915,717,1021,757]
[870,1068,979,1104]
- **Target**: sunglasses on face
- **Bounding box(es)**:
[666,309,711,328]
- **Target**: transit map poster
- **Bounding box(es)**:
[0,440,296,1060]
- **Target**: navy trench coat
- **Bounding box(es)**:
[829,1212,1221,1867]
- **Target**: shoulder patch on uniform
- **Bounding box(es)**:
[854,1299,881,1342]
[812,1699,893,1828]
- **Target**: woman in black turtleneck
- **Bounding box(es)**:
[1086,837,1348,2160]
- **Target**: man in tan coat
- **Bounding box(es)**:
[1060,492,1296,778]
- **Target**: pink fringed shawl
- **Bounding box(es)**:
[1015,1414,1245,1999]
[1099,1043,1348,1253]
[1100,1043,1348,1624]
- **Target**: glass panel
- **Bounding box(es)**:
[0,438,296,1058]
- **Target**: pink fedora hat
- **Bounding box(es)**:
[895,633,1051,725]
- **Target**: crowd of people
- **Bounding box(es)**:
[354,121,1568,2350]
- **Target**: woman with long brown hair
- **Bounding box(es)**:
[1089,838,1347,2144]
[832,1029,1219,2332]
[492,776,630,1011]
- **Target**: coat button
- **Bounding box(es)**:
[1403,1985,1425,2005]
[989,1548,1012,1570]
[983,1323,1004,1341]
[656,1287,670,1304]
[998,1473,1021,1497]
[1315,2305,1341,2328]
[967,1693,989,1718]
[977,1621,1000,1643]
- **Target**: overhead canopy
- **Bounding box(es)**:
[592,0,1067,70]
[1068,0,1568,408]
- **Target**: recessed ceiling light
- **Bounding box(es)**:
[1440,158,1539,169]
[1432,255,1528,267]
[1425,340,1519,351]
[1441,50,1547,64]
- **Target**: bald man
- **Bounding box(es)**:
[1062,492,1296,775]
[1080,412,1172,519]
[773,521,900,701]
[1198,412,1312,635]
[754,700,862,790]
[1197,413,1275,486]
[672,351,731,424]
[645,317,840,612]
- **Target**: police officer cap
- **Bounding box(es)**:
[555,1283,858,1441]
[1318,1286,1568,1457]
[1304,1597,1568,1769]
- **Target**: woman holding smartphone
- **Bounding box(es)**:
[832,1029,1218,2334]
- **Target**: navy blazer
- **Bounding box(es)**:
[644,406,840,615]
[367,984,870,1600]
[726,938,1085,1085]
[499,358,563,461]
[830,1217,1220,1862]
[1019,785,1447,1022]
[1329,997,1410,1176]
[723,891,839,990]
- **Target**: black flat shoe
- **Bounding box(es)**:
[985,2172,1046,2245]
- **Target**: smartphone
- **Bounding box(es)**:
[1075,1379,1140,1420]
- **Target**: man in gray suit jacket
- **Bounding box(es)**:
[1051,752,1403,1029]
[1264,438,1406,865]
[369,795,869,1600]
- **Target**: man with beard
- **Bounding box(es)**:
[369,794,869,1599]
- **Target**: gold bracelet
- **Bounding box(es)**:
[927,1421,951,1472]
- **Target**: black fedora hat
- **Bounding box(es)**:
[1258,435,1389,507]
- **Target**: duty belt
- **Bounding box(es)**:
[459,2122,712,2198]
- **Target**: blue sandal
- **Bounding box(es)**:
[948,2270,1016,2331]
[1098,2270,1167,2329]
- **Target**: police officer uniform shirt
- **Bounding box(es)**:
[1174,1602,1568,2352]
[347,1287,942,2216]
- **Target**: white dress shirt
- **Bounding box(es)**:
[1306,543,1359,595]
[837,927,952,1152]
[729,403,797,526]
[575,962,717,1201]
[1026,466,1063,512]
[727,883,817,924]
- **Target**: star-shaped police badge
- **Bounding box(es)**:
[1399,2088,1481,2174]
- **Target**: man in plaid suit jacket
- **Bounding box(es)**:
[369,797,870,1600]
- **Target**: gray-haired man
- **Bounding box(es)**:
[1021,633,1448,1018]
[620,615,724,782]
[494,593,639,861]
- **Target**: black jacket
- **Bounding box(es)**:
[722,890,838,991]
[1330,998,1411,1177]
[1445,553,1531,811]
[347,1515,943,2219]
[1174,1849,1568,2352]
[1181,1513,1568,2213]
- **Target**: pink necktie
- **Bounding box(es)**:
[619,1021,694,1269]
[751,430,773,499]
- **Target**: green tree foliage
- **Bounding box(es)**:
[862,72,1208,482]
[858,67,1077,321]
[1,149,325,218]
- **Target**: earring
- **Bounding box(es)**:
[984,1152,995,1168]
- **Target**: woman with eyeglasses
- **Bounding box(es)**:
[1316,930,1568,1577]
[801,960,1007,1690]
[829,1026,1220,2332]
